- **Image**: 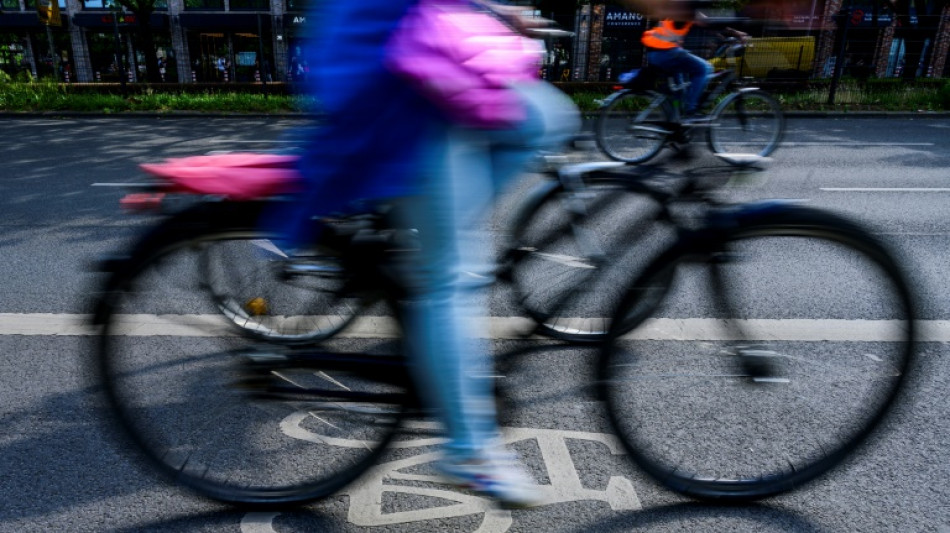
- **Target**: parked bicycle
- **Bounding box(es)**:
[596,37,785,164]
[89,153,917,507]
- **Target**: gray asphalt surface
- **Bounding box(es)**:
[1,116,949,533]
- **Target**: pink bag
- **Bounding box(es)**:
[385,0,543,129]
[139,153,302,199]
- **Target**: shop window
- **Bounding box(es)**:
[230,0,269,10]
[184,0,224,10]
[0,35,28,78]
[285,0,310,11]
[82,0,119,9]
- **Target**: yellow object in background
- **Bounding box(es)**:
[712,36,815,78]
[36,0,61,26]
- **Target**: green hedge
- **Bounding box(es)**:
[1,77,947,113]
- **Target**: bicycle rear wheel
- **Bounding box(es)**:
[506,174,676,343]
[706,89,784,160]
[92,202,410,509]
[599,205,916,501]
[596,92,671,164]
[200,238,360,344]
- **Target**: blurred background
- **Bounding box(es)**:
[1,0,947,86]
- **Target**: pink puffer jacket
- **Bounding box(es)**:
[385,0,543,129]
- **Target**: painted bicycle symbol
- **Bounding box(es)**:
[241,415,642,533]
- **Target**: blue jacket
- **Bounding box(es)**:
[276,0,443,248]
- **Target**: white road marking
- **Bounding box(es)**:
[242,424,640,533]
[821,187,950,192]
[206,139,300,143]
[2,313,948,341]
[782,142,935,146]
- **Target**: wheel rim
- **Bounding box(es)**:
[597,93,669,163]
[510,182,673,341]
[200,236,360,344]
[708,92,784,158]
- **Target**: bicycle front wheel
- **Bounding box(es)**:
[506,174,676,343]
[596,92,671,164]
[92,202,410,509]
[707,89,784,160]
[599,205,917,501]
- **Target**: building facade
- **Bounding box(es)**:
[0,0,308,82]
[0,0,948,83]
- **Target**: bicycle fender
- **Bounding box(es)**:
[737,87,760,93]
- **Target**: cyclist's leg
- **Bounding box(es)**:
[681,51,713,114]
[647,48,713,114]
[400,82,580,470]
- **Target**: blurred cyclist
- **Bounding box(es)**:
[274,0,579,508]
[628,0,750,121]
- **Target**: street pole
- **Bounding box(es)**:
[828,0,853,105]
[257,12,267,92]
[113,12,127,95]
[46,24,59,80]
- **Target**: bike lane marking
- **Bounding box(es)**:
[2,313,949,341]
[241,423,641,533]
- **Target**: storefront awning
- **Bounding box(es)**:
[178,13,272,30]
[71,12,168,29]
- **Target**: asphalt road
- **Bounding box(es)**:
[1,115,949,533]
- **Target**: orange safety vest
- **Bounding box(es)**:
[641,19,693,50]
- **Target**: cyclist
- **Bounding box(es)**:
[625,1,749,122]
[640,7,713,121]
[273,0,579,508]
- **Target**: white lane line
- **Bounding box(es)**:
[2,313,948,342]
[205,139,299,143]
[821,187,950,192]
[782,142,935,146]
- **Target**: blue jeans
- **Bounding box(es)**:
[399,82,580,459]
[646,48,714,115]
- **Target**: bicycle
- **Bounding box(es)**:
[89,155,917,507]
[590,160,918,501]
[113,150,634,346]
[595,37,785,164]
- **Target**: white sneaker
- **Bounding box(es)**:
[435,449,542,509]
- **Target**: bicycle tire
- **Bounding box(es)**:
[199,237,361,344]
[598,204,916,501]
[92,201,410,509]
[595,91,671,164]
[706,89,785,160]
[505,173,677,343]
